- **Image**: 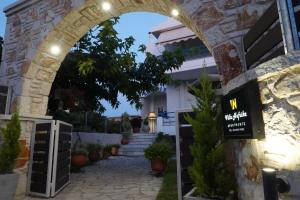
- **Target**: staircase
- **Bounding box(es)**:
[119,133,156,156]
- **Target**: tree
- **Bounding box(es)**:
[185,74,236,198]
[0,113,21,174]
[48,18,184,114]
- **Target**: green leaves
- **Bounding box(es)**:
[185,74,236,198]
[48,17,184,114]
[79,58,96,75]
[0,113,21,174]
[144,142,173,162]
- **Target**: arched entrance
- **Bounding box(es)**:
[0,0,273,117]
[2,0,300,200]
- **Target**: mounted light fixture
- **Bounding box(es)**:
[50,45,61,56]
[262,168,291,200]
[171,9,179,17]
[102,1,111,11]
[148,112,156,119]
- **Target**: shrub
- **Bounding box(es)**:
[155,132,173,145]
[71,148,88,156]
[111,144,120,149]
[130,117,142,128]
[185,74,236,198]
[144,142,172,162]
[122,132,131,140]
[107,120,121,133]
[0,113,21,174]
[86,143,102,152]
[103,145,112,153]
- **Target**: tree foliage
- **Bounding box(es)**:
[185,74,236,198]
[48,18,184,114]
[0,113,21,174]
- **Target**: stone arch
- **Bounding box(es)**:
[3,1,300,200]
[0,0,273,117]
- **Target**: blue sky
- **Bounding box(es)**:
[0,1,167,117]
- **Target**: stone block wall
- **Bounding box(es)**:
[223,54,300,200]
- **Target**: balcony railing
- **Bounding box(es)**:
[158,112,176,127]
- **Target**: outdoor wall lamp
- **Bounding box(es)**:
[101,1,111,11]
[262,168,291,200]
[171,9,179,17]
[50,45,61,56]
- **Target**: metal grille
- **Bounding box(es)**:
[176,110,195,200]
[27,121,72,198]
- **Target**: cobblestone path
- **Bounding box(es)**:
[25,156,162,200]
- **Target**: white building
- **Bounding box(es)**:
[141,18,221,135]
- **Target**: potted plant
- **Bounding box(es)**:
[87,143,102,162]
[141,118,150,133]
[121,132,130,145]
[144,142,172,173]
[0,113,21,200]
[121,112,132,132]
[71,148,88,168]
[103,145,112,159]
[111,144,120,156]
[184,75,237,200]
[130,117,142,133]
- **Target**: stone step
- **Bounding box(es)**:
[131,133,156,137]
[129,138,155,142]
[119,147,147,152]
[128,141,154,145]
[130,135,156,139]
[120,144,150,148]
[119,151,145,156]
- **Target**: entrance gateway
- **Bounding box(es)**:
[0,0,300,199]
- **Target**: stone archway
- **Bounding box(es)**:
[0,0,273,118]
[4,1,300,200]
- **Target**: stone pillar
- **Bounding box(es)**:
[224,54,300,200]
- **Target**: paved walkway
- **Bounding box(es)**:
[25,156,162,200]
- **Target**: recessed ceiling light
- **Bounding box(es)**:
[102,2,111,11]
[171,9,179,17]
[50,45,61,56]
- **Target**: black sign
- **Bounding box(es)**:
[221,81,265,139]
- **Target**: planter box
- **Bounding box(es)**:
[184,188,216,200]
[0,173,19,200]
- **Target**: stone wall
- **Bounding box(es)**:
[72,132,122,146]
[223,53,300,200]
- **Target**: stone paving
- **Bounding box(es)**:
[25,156,162,200]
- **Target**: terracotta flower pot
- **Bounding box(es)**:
[121,138,129,145]
[71,154,88,168]
[111,147,119,156]
[151,159,166,173]
[88,150,100,162]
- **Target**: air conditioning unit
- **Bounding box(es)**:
[0,85,10,115]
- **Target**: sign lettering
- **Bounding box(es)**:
[221,81,265,139]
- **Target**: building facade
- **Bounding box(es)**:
[141,18,221,135]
